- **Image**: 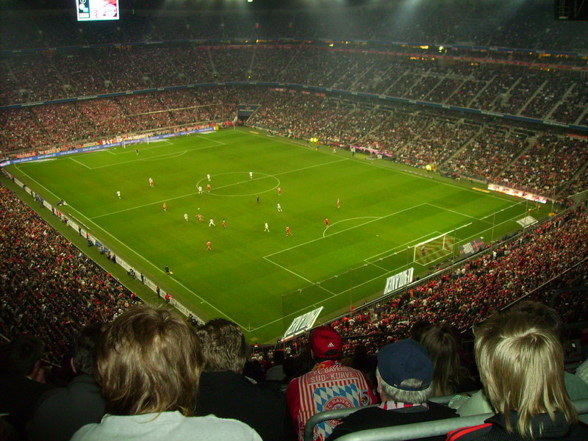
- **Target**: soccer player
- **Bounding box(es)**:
[184,213,189,222]
[277,187,282,195]
[337,198,341,209]
[148,177,154,187]
[116,191,121,199]
[208,218,216,227]
[264,222,270,233]
[196,213,204,222]
[277,203,283,212]
[324,218,330,227]
[207,174,211,182]
[249,171,253,179]
[207,184,211,192]
[222,219,227,229]
[206,240,212,251]
[198,185,203,194]
[162,202,167,211]
[256,195,260,204]
[286,226,292,236]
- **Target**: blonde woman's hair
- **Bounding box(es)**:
[96,305,202,416]
[475,310,577,438]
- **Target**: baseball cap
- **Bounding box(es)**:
[310,326,342,360]
[377,339,433,391]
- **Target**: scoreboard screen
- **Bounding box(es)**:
[77,0,119,21]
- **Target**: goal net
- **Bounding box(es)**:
[413,233,456,266]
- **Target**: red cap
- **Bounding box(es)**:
[310,326,342,360]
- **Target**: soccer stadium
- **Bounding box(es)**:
[0,0,587,440]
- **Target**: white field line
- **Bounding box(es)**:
[364,231,443,261]
[91,158,348,220]
[244,129,517,203]
[322,217,379,238]
[480,201,525,221]
[89,150,189,170]
[19,132,526,334]
[69,157,91,169]
[199,135,227,146]
[14,165,247,328]
[250,250,417,332]
[425,202,483,221]
[264,203,428,260]
[261,257,336,296]
[459,206,528,245]
[71,135,226,170]
[254,203,512,332]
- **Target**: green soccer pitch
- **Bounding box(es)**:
[6,128,551,343]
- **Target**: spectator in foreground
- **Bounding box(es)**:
[447,310,588,441]
[327,339,456,441]
[418,325,477,398]
[195,318,294,441]
[70,306,261,441]
[286,326,378,441]
[455,301,588,417]
[27,323,106,441]
[0,336,54,438]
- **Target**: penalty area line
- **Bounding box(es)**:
[262,256,336,297]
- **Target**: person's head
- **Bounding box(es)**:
[409,320,433,342]
[72,323,103,376]
[418,325,463,397]
[96,305,202,416]
[511,300,562,340]
[475,310,576,438]
[309,326,342,362]
[376,339,433,404]
[272,349,285,365]
[1,335,45,377]
[196,318,248,373]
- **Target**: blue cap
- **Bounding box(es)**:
[377,339,433,391]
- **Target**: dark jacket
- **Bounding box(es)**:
[0,370,54,435]
[196,370,295,441]
[447,411,588,441]
[26,374,105,441]
[327,401,457,441]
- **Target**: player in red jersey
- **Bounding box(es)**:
[206,240,212,251]
[162,202,167,211]
[286,226,292,236]
[324,218,330,227]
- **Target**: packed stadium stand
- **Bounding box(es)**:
[1,0,587,440]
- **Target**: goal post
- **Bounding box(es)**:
[413,233,456,265]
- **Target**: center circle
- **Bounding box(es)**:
[197,172,281,197]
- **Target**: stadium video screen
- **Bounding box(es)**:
[76,0,119,21]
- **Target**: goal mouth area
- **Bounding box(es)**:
[413,234,456,266]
